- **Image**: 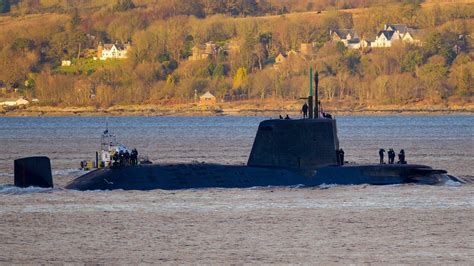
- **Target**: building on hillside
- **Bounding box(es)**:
[274,53,287,65]
[300,43,314,55]
[97,42,131,60]
[371,30,396,48]
[330,24,423,49]
[223,41,241,55]
[0,98,29,106]
[347,38,370,49]
[402,28,424,46]
[61,60,72,67]
[275,50,297,63]
[330,29,369,50]
[189,42,218,61]
[287,50,298,58]
[199,92,217,105]
[384,24,409,36]
[372,24,423,48]
[273,50,301,69]
[330,29,359,45]
[190,41,242,61]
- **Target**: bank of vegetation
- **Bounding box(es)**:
[0,0,473,112]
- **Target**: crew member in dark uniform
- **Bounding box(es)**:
[131,149,138,166]
[124,150,130,166]
[285,114,290,120]
[388,148,395,164]
[379,148,385,164]
[339,148,345,165]
[301,103,309,118]
[398,149,406,164]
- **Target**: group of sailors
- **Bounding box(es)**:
[379,148,406,164]
[278,102,334,120]
[301,102,332,119]
[112,148,139,168]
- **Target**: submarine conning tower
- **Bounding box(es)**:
[247,118,340,170]
[248,68,340,171]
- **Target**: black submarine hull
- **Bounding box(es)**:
[65,163,455,191]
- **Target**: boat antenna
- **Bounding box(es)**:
[309,66,314,119]
[314,71,319,118]
[104,117,109,134]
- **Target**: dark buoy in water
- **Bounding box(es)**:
[14,156,53,188]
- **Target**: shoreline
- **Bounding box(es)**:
[1,103,473,117]
[2,110,473,117]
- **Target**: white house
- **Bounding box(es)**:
[385,24,408,36]
[347,38,370,49]
[330,29,369,50]
[330,29,359,45]
[97,43,131,60]
[371,30,396,48]
[371,24,423,48]
[402,29,423,46]
[61,60,72,66]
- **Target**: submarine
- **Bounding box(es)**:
[13,70,463,190]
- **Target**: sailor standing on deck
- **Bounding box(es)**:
[131,149,138,166]
[379,148,385,164]
[388,149,395,164]
[301,103,309,118]
[339,149,345,165]
[398,149,406,164]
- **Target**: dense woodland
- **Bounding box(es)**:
[0,0,473,107]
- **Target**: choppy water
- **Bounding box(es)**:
[0,115,473,178]
[0,184,472,264]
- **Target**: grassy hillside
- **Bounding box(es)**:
[0,0,472,112]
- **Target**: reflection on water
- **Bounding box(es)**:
[0,116,473,177]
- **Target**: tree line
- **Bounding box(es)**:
[1,0,430,17]
[0,0,472,107]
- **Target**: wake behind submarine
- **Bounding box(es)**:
[14,70,463,190]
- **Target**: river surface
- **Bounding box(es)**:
[0,115,473,178]
[0,115,473,264]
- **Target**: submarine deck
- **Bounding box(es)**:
[66,163,454,191]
